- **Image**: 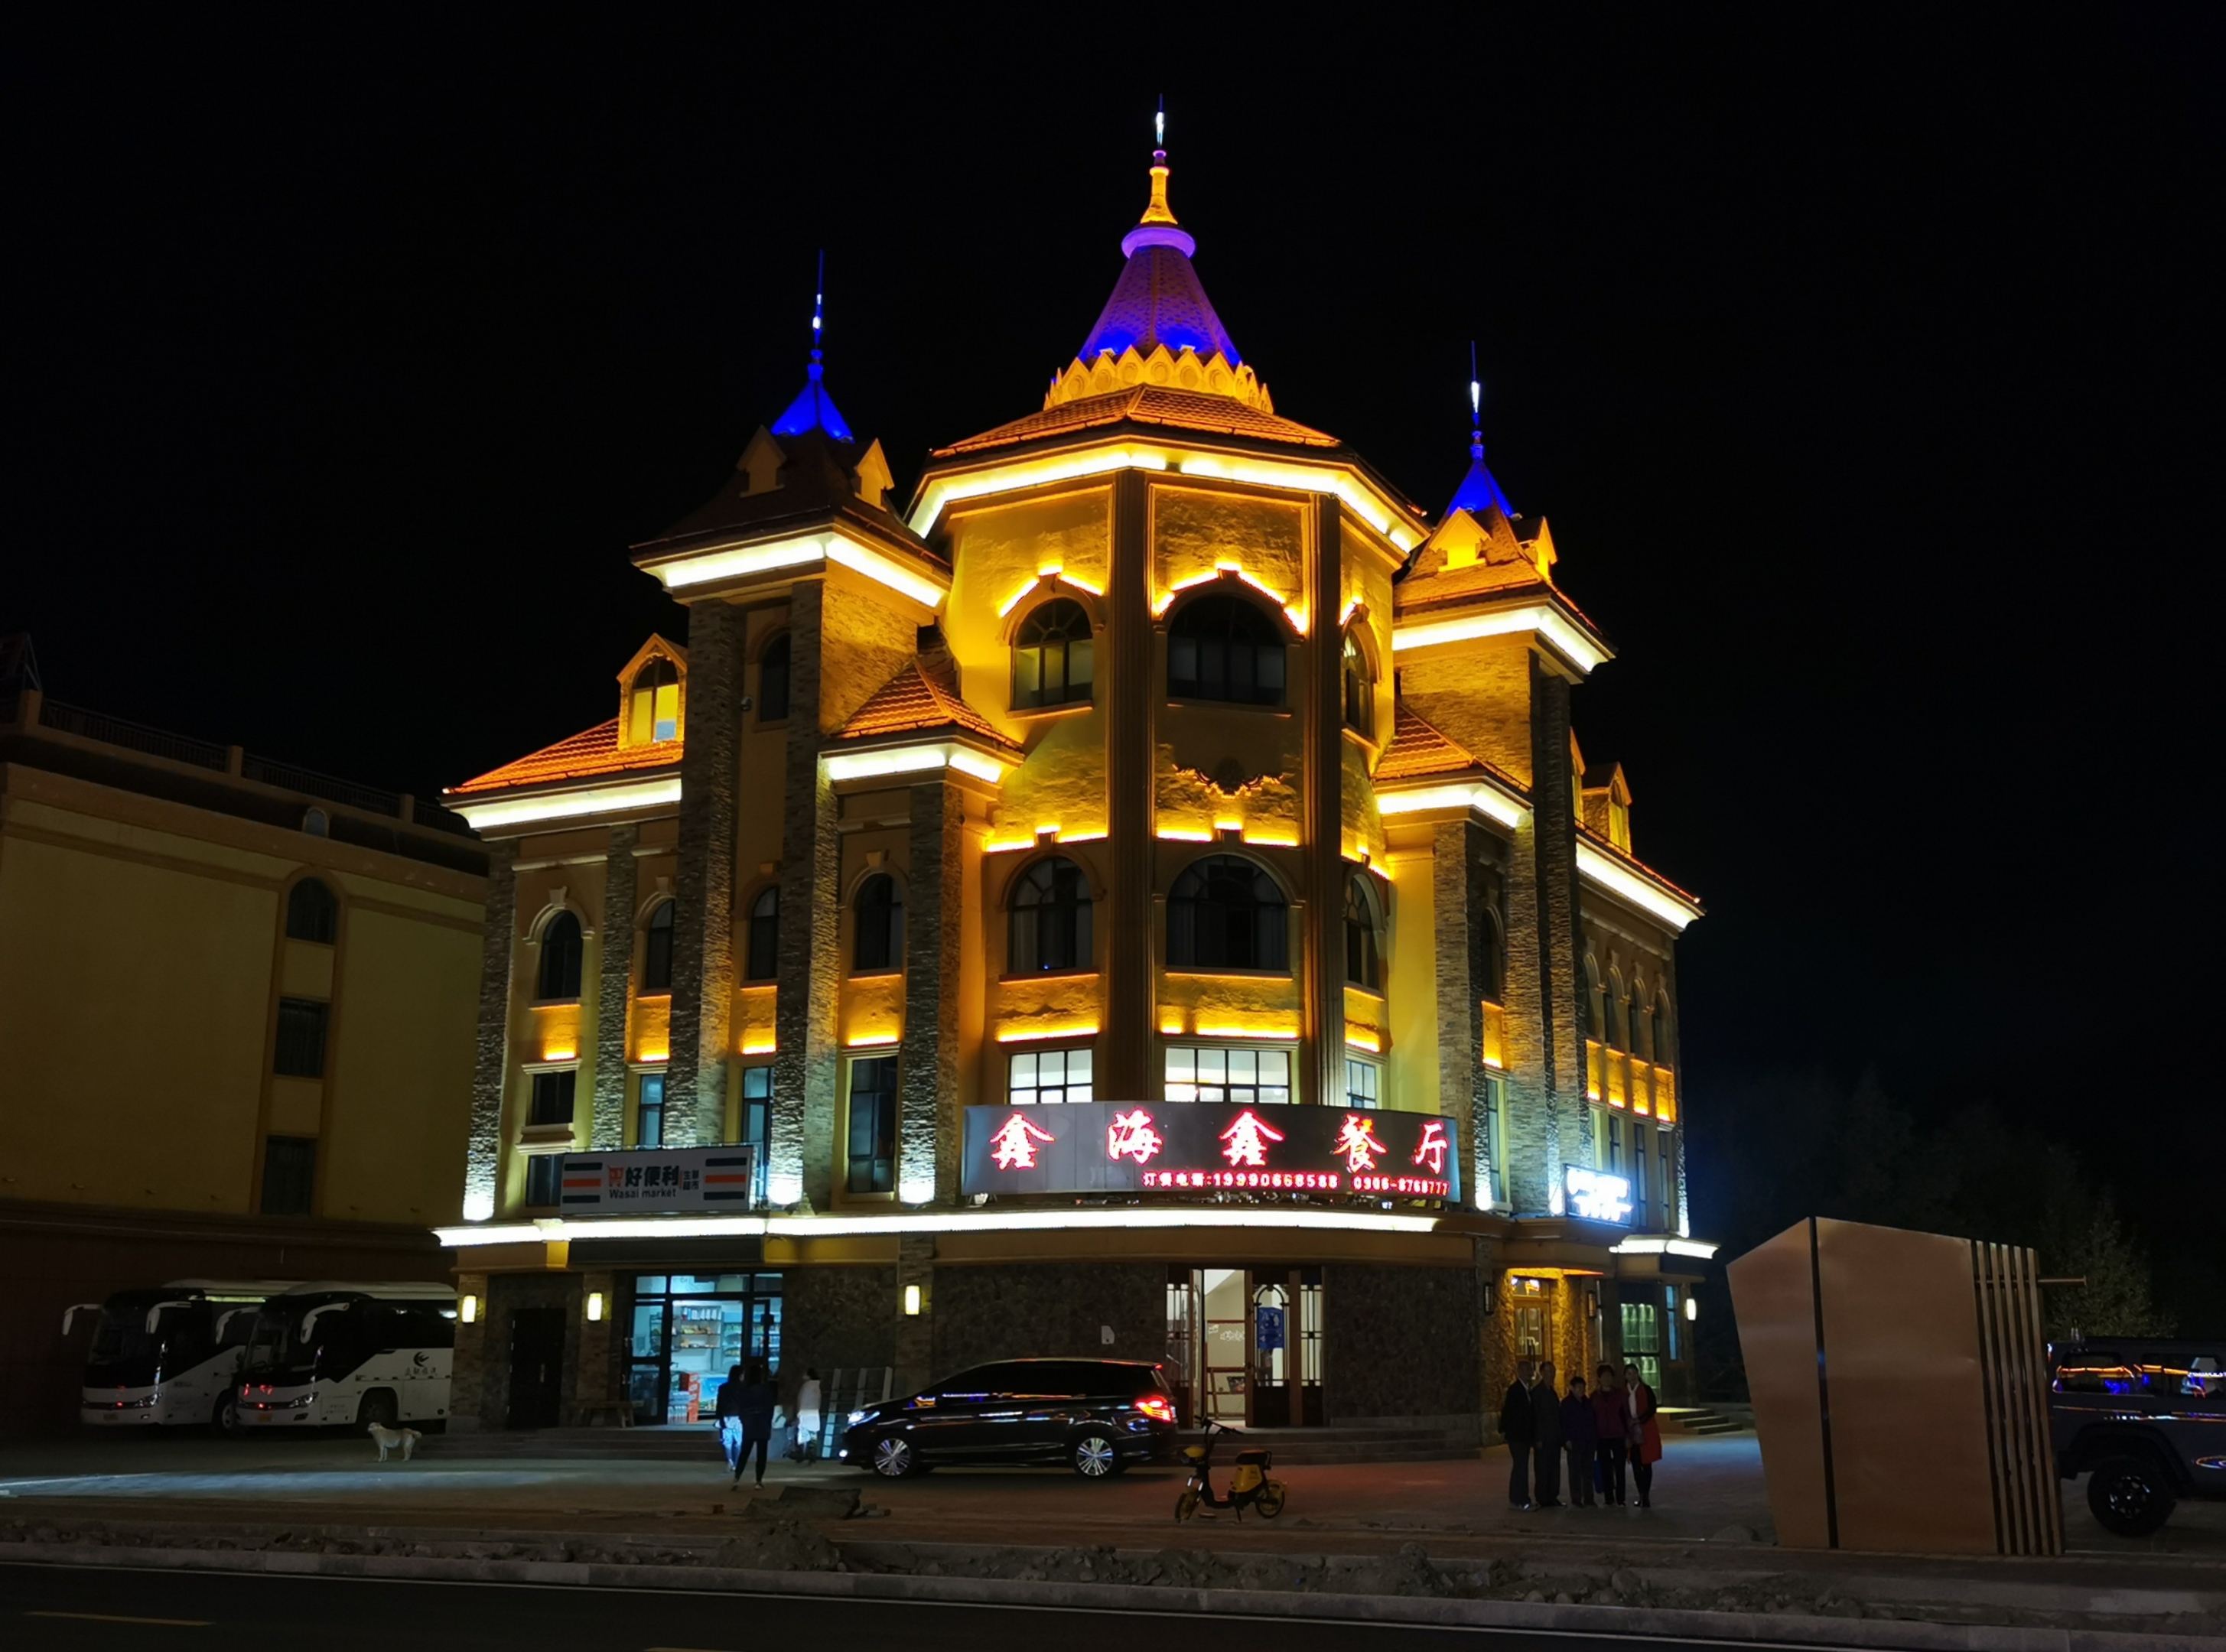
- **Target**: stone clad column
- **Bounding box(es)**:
[1430,820,1484,1195]
[464,840,518,1220]
[1527,652,1589,1198]
[669,600,743,1146]
[1303,499,1346,1110]
[1499,807,1552,1213]
[900,776,964,1204]
[1102,472,1155,1100]
[591,824,639,1149]
[773,581,840,1209]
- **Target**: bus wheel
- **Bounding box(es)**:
[359,1391,399,1433]
[213,1392,244,1436]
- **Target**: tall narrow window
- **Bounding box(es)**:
[260,1137,316,1215]
[1012,599,1094,709]
[1344,1055,1380,1110]
[846,1056,898,1194]
[739,1065,773,1205]
[853,874,903,974]
[286,878,337,943]
[642,900,674,992]
[627,656,681,744]
[274,999,328,1078]
[529,1068,577,1127]
[539,912,584,999]
[1167,593,1284,706]
[1479,908,1505,1003]
[1008,856,1092,974]
[635,1071,665,1148]
[1483,1074,1507,1206]
[1653,995,1673,1065]
[1604,976,1623,1049]
[1167,854,1287,972]
[523,1153,564,1208]
[1343,871,1382,990]
[757,634,791,724]
[1341,629,1372,731]
[746,887,779,980]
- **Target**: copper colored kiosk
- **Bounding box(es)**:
[1726,1217,2061,1556]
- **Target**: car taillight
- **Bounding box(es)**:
[1135,1394,1176,1423]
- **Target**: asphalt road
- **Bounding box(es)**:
[1,1563,1858,1650]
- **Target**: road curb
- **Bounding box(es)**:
[2,1540,2216,1652]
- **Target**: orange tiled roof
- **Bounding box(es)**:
[935,385,1339,457]
[839,661,1020,754]
[447,720,681,796]
[1378,704,1495,783]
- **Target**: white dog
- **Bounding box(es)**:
[368,1422,421,1462]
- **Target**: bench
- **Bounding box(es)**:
[574,1399,633,1428]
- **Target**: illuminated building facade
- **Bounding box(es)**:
[439,137,1712,1437]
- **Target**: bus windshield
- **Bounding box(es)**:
[87,1296,205,1384]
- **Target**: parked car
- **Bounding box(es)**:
[839,1358,1178,1479]
[2050,1337,2225,1537]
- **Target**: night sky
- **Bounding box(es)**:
[10,16,2219,1302]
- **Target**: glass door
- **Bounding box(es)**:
[1199,1267,1250,1424]
[625,1272,783,1424]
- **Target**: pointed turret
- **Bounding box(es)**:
[1444,346,1515,520]
[769,252,855,443]
[1043,106,1274,413]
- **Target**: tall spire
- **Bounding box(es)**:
[1124,95,1193,256]
[771,249,856,444]
[1444,340,1515,520]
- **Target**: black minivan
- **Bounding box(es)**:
[839,1358,1178,1478]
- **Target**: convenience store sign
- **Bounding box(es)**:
[558,1146,757,1212]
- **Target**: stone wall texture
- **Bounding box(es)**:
[1323,1262,1479,1425]
[477,1270,582,1430]
[901,779,963,1203]
[783,1263,899,1374]
[465,841,517,1215]
[930,1262,1166,1377]
[669,599,743,1145]
[773,581,838,1209]
[591,825,639,1149]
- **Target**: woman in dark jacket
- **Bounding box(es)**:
[1590,1364,1628,1506]
[730,1361,779,1489]
[1530,1360,1564,1506]
[1623,1362,1662,1509]
[1560,1374,1599,1507]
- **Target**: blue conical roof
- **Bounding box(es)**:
[770,359,854,444]
[1445,440,1514,520]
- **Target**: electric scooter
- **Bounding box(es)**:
[1173,1418,1287,1521]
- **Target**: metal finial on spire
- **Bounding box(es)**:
[1155,96,1165,155]
[809,249,825,376]
[1469,340,1482,453]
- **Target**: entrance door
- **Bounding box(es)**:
[506,1307,565,1429]
[1199,1267,1250,1424]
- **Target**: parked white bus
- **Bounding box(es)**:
[68,1280,298,1432]
[236,1282,457,1432]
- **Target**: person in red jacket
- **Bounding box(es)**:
[1624,1362,1662,1509]
[1590,1364,1627,1506]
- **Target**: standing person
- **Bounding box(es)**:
[1531,1360,1564,1506]
[1560,1373,1598,1507]
[714,1364,747,1484]
[793,1367,823,1462]
[1499,1358,1536,1510]
[1624,1362,1662,1509]
[734,1361,778,1489]
[1591,1364,1628,1507]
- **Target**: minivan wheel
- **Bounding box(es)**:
[1072,1431,1121,1478]
[2088,1455,2174,1537]
[871,1435,916,1478]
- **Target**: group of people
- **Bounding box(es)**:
[1499,1358,1661,1510]
[712,1364,824,1488]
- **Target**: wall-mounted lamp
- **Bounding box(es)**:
[1480,1279,1498,1318]
[460,1295,479,1325]
[1684,1294,1699,1322]
[1587,1283,1604,1319]
[586,1291,604,1322]
[902,1284,923,1317]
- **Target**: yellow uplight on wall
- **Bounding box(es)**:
[636,1045,669,1064]
[994,1024,1101,1044]
[586,1292,604,1322]
[1344,1029,1381,1053]
[1195,1023,1298,1042]
[543,1046,578,1063]
[903,1284,923,1316]
[1159,1013,1187,1035]
[740,1039,777,1055]
[846,1032,900,1049]
[460,1295,478,1325]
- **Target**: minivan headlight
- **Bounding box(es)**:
[847,1409,869,1426]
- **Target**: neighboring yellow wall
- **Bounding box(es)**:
[0,786,481,1222]
[1151,486,1306,620]
[321,894,481,1222]
[944,487,1113,730]
[1385,836,1441,1119]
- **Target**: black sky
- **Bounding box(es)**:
[8,12,2220,1292]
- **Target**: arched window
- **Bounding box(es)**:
[627,656,680,744]
[853,873,903,974]
[1584,953,1605,1042]
[758,634,791,724]
[1167,593,1284,706]
[1341,629,1373,731]
[1344,871,1383,990]
[1167,854,1287,972]
[745,886,779,981]
[1630,979,1652,1060]
[1604,973,1625,1049]
[538,911,584,1000]
[1012,599,1094,710]
[641,899,674,992]
[1009,857,1092,974]
[1652,993,1674,1066]
[286,878,337,944]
